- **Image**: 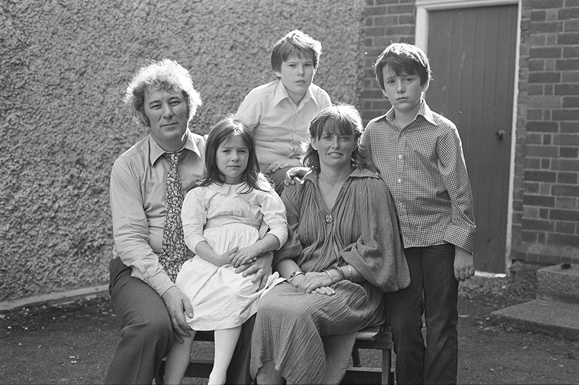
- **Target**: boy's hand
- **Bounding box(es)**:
[454,246,475,282]
[266,158,302,174]
[284,166,309,186]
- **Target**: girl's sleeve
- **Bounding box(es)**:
[259,189,288,248]
[181,188,207,253]
[341,178,410,292]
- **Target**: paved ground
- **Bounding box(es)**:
[1,264,578,384]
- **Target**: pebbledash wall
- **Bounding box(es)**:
[0,0,365,301]
[1,0,578,302]
[361,0,579,266]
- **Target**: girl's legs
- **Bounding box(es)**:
[163,331,197,385]
[210,327,242,385]
[211,327,242,384]
[255,361,284,385]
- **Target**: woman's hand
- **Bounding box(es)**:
[161,286,193,343]
[293,272,335,296]
[235,253,273,290]
[265,158,302,175]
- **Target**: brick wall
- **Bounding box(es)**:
[360,0,416,123]
[514,0,579,264]
[360,0,579,266]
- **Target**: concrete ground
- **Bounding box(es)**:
[1,266,579,384]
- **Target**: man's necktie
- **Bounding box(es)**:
[159,149,190,282]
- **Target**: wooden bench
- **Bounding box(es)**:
[155,322,393,384]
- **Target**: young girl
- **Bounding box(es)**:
[163,117,288,385]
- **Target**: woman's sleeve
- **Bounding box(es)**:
[181,188,207,253]
[342,178,410,292]
[272,185,303,267]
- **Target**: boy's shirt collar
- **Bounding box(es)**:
[384,99,438,127]
[273,79,315,107]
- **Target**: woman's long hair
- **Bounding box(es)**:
[302,104,366,173]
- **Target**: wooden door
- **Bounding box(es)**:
[426,4,517,273]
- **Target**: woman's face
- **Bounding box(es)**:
[143,88,189,152]
[312,130,357,170]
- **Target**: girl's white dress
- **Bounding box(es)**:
[177,180,288,330]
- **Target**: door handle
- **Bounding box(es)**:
[495,130,505,140]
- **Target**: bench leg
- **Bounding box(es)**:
[381,348,390,385]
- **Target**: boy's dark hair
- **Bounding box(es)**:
[197,116,268,193]
[271,30,322,74]
[302,104,366,173]
[374,43,433,90]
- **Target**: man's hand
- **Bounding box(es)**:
[454,246,475,282]
[265,158,302,175]
[235,253,273,290]
[161,286,193,343]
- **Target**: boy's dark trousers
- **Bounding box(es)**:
[386,243,459,385]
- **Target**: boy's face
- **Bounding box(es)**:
[275,52,315,105]
[381,65,428,116]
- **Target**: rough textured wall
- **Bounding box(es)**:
[0,0,365,301]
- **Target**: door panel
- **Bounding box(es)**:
[426,5,517,272]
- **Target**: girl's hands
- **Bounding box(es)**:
[292,272,335,296]
[229,243,262,268]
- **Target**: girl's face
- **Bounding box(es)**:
[216,134,249,184]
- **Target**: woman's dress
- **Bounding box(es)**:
[250,169,410,384]
[177,181,287,330]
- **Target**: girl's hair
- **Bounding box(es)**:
[271,30,322,73]
[302,104,366,173]
[124,59,202,128]
[197,116,269,193]
[374,43,432,90]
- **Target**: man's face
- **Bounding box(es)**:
[144,88,189,152]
